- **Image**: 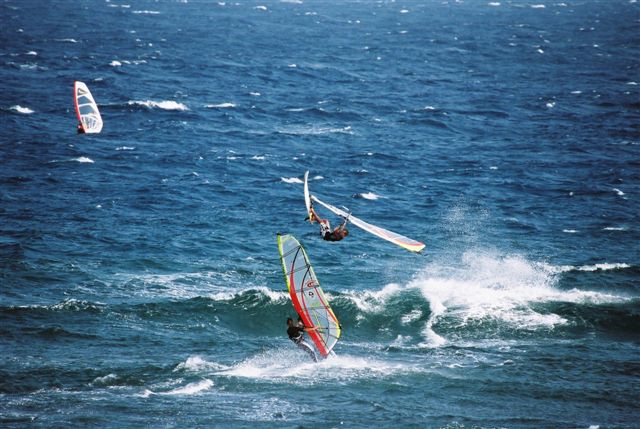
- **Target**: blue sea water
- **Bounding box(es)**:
[1,0,639,427]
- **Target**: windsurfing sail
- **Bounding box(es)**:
[277,234,341,357]
[73,81,103,133]
[311,195,425,253]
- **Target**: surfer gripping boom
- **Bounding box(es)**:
[308,204,349,242]
[286,317,318,362]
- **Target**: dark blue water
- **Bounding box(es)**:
[1,0,639,427]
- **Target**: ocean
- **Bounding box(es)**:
[1,0,639,427]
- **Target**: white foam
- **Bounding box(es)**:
[563,229,577,233]
[9,105,34,114]
[400,9,409,13]
[116,146,135,151]
[277,125,353,136]
[400,309,422,324]
[571,90,582,94]
[132,10,160,14]
[488,2,500,6]
[613,188,625,196]
[254,5,267,10]
[174,356,228,372]
[55,38,78,43]
[110,60,122,67]
[546,101,556,108]
[128,100,189,111]
[531,4,546,8]
[154,379,214,396]
[26,51,37,56]
[281,177,303,184]
[249,91,261,96]
[404,251,632,345]
[72,157,95,163]
[205,102,236,108]
[359,192,382,200]
[603,226,626,231]
[220,349,419,381]
[92,373,118,385]
[573,263,630,272]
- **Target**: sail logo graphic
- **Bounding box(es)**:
[305,279,317,297]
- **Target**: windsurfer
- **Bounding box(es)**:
[77,123,85,134]
[286,317,318,362]
[308,205,349,242]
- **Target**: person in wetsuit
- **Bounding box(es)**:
[286,317,318,362]
[308,204,349,242]
[77,123,85,134]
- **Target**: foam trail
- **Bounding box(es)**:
[219,349,420,381]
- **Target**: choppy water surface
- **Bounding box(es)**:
[1,0,639,428]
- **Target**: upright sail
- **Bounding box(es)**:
[311,195,425,253]
[277,234,341,357]
[74,81,103,133]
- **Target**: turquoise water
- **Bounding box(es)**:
[1,0,639,427]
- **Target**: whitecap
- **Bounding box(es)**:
[575,263,630,272]
[55,38,78,43]
[72,157,95,163]
[115,146,135,151]
[603,226,626,231]
[537,48,545,54]
[205,102,236,108]
[251,155,266,160]
[254,5,267,10]
[562,229,577,233]
[9,105,34,114]
[571,90,582,94]
[128,100,189,110]
[400,9,409,13]
[281,177,303,184]
[546,101,556,108]
[110,60,122,67]
[359,192,382,200]
[132,10,160,14]
[488,2,500,6]
[613,188,625,196]
[531,4,546,8]
[26,51,37,56]
[92,373,118,385]
[249,91,261,96]
[174,356,228,372]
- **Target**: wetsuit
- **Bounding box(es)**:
[287,325,318,362]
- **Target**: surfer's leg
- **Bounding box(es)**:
[297,341,318,363]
